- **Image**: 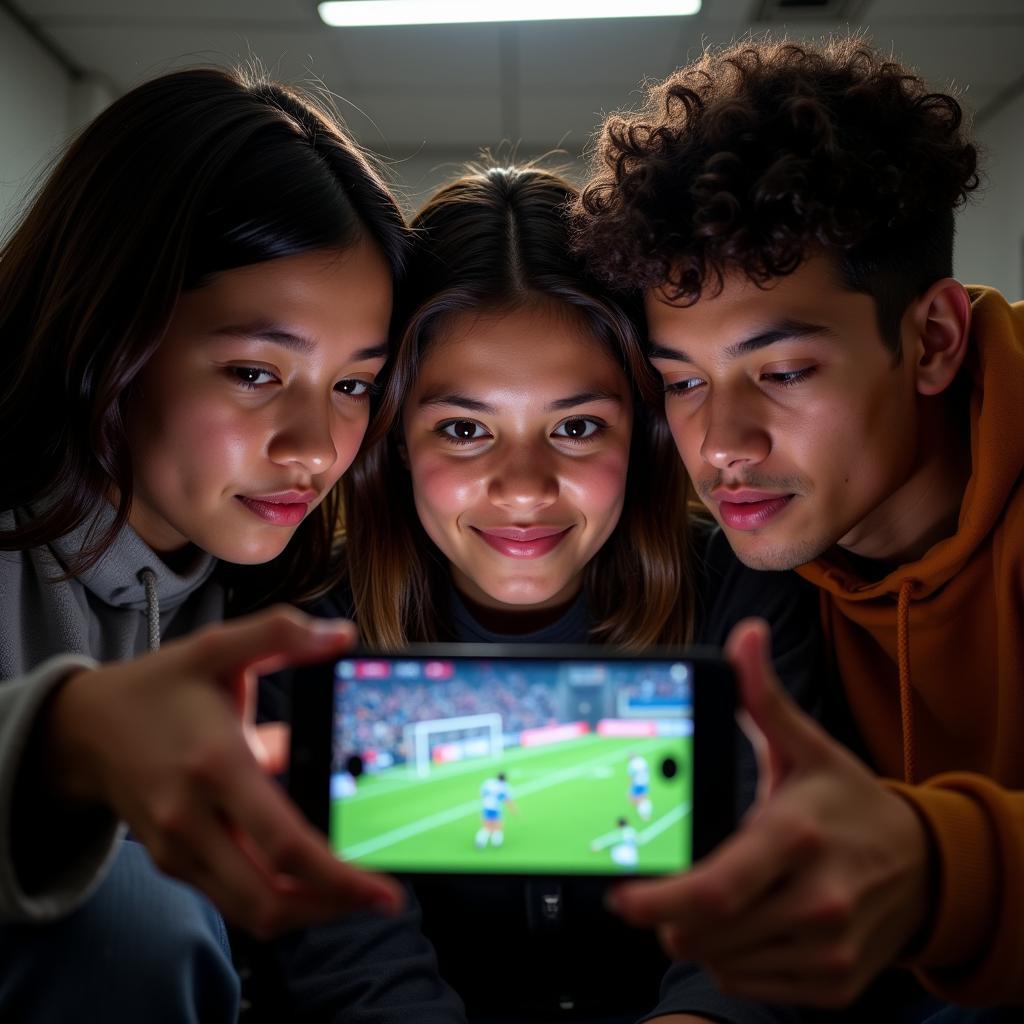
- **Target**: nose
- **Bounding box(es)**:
[699,392,770,471]
[268,395,339,475]
[486,444,559,513]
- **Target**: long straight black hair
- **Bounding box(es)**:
[343,166,695,649]
[0,66,408,602]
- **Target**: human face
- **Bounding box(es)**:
[402,300,633,613]
[125,242,392,563]
[646,255,923,570]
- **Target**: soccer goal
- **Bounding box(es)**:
[405,713,503,778]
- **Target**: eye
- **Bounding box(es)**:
[552,417,603,441]
[762,367,816,388]
[438,419,491,444]
[229,366,277,389]
[664,377,705,396]
[336,378,373,397]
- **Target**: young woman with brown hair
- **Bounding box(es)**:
[343,165,693,650]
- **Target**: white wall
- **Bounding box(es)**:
[954,91,1024,301]
[0,5,70,240]
[0,8,114,242]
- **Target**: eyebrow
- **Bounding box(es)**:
[418,389,624,413]
[212,321,388,361]
[648,318,836,364]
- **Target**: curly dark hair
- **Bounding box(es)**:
[572,37,980,350]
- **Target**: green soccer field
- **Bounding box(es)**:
[330,734,692,874]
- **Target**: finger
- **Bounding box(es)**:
[186,804,377,938]
[710,965,866,1010]
[130,799,291,936]
[673,865,855,961]
[610,810,806,931]
[220,755,404,915]
[193,606,358,678]
[726,619,830,774]
[160,805,298,936]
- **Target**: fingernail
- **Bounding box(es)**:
[370,892,401,914]
[311,618,356,640]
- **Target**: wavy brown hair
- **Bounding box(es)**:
[343,166,694,650]
[572,37,980,351]
[0,66,408,606]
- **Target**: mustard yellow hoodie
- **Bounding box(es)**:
[798,288,1024,1005]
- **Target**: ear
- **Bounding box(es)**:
[905,278,972,397]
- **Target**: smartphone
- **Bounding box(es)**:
[289,644,735,879]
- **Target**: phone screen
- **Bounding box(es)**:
[330,655,693,875]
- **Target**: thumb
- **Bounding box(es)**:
[726,618,825,789]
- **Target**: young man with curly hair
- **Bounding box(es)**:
[573,36,1023,1022]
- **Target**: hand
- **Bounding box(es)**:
[44,606,403,937]
[607,619,932,1008]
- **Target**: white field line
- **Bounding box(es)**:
[588,802,691,851]
[343,745,648,861]
[341,733,625,802]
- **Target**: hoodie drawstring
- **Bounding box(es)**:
[138,568,160,652]
[896,578,918,784]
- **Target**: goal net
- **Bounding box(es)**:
[405,713,503,778]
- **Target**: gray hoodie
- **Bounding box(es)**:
[0,503,223,922]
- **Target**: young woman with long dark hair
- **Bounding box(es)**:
[0,66,461,1023]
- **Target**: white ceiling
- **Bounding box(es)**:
[9,0,1024,192]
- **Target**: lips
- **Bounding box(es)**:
[236,490,317,527]
[473,525,574,558]
[712,489,794,531]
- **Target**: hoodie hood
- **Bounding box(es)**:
[45,501,216,613]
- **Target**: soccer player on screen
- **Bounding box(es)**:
[611,817,640,869]
[475,771,518,848]
[627,752,652,821]
[590,817,640,869]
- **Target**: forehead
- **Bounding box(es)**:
[644,256,877,354]
[173,243,393,338]
[413,300,628,398]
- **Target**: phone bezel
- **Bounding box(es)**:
[288,643,735,880]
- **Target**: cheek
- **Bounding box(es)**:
[169,407,255,479]
[797,387,907,483]
[409,451,482,523]
[561,449,630,523]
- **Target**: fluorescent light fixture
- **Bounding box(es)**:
[318,0,701,28]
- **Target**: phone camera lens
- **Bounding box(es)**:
[346,754,364,778]
[661,756,678,779]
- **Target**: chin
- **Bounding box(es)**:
[207,536,293,566]
[727,532,828,572]
[487,580,566,608]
